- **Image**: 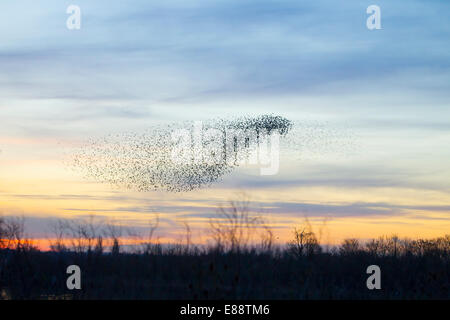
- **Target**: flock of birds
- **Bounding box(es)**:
[68,115,355,192]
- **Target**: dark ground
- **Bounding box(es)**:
[0,239,448,300]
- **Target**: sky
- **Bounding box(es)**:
[0,0,449,248]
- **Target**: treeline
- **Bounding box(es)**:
[0,206,449,300]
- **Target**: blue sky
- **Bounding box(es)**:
[1,0,449,123]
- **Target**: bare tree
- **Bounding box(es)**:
[94,235,104,255]
[48,219,68,252]
[182,221,192,253]
[260,224,274,252]
[2,216,30,251]
[105,221,122,255]
[141,213,160,255]
[288,223,321,257]
[340,238,360,255]
[64,215,102,254]
[365,238,379,255]
[209,198,265,253]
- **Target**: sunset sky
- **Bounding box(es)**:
[1,0,449,249]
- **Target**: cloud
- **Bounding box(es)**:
[57,200,450,219]
[1,0,449,109]
[217,163,450,193]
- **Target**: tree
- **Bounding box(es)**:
[288,222,321,257]
[209,198,265,253]
[340,239,360,255]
